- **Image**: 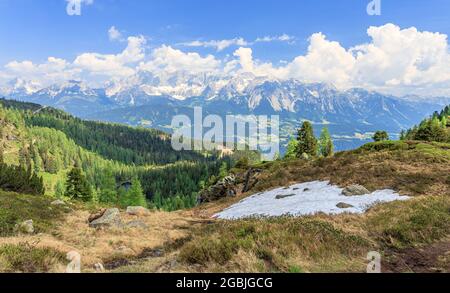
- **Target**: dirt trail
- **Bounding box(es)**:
[382,240,450,273]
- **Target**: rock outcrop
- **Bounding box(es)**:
[198,175,237,203]
[241,168,262,193]
[198,168,263,203]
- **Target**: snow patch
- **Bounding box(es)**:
[215,181,410,220]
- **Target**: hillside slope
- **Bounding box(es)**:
[0,99,228,210]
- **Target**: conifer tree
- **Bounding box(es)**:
[119,177,147,208]
[318,127,334,157]
[128,177,147,207]
[99,169,117,204]
[65,166,93,202]
[284,138,299,159]
[400,130,406,141]
[54,180,66,199]
[296,121,317,158]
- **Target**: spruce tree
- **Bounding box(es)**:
[296,121,317,158]
[284,138,299,159]
[318,127,334,157]
[130,177,147,207]
[119,177,147,208]
[99,169,118,204]
[65,166,93,202]
[54,180,66,199]
[442,115,448,128]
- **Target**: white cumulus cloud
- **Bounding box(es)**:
[1,23,450,97]
[139,45,221,74]
[74,35,146,77]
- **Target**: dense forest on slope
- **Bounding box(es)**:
[0,98,213,166]
[0,99,233,211]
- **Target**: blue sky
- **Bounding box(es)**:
[0,0,449,64]
[0,0,449,97]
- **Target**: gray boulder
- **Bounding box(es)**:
[126,206,149,216]
[336,202,354,209]
[342,185,370,196]
[89,208,121,229]
[16,220,34,234]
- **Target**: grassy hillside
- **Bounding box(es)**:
[249,141,450,197]
[0,139,448,273]
[170,141,450,272]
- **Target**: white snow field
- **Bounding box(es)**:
[215,181,410,220]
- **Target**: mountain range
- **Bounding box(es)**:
[2,72,449,151]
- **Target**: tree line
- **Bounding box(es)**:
[401,105,450,143]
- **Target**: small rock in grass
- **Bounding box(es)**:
[126,220,149,229]
[336,202,354,209]
[51,199,66,206]
[126,206,149,216]
[16,220,34,234]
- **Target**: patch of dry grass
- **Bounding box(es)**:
[0,208,199,272]
[177,217,372,273]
